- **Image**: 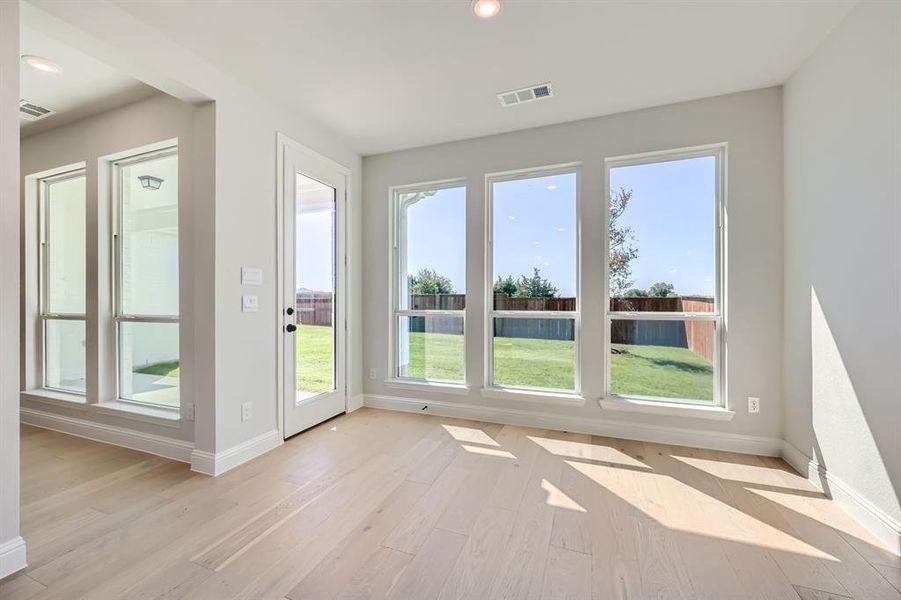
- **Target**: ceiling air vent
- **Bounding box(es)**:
[497,82,553,108]
[19,100,55,122]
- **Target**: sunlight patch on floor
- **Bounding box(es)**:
[461,444,516,459]
[527,435,649,469]
[442,424,501,447]
[541,479,587,512]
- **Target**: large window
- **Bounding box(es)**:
[40,171,87,393]
[114,147,180,408]
[487,166,579,393]
[392,181,466,384]
[606,146,723,405]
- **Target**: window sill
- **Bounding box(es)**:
[21,389,88,411]
[93,401,182,428]
[384,379,470,396]
[480,386,586,407]
[598,396,735,421]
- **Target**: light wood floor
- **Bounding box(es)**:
[2,408,900,600]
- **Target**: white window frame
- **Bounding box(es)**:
[388,178,468,388]
[603,143,727,409]
[38,168,87,394]
[484,163,582,398]
[111,145,180,408]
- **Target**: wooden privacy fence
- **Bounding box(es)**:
[297,292,715,361]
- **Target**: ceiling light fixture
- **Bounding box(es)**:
[21,55,62,73]
[472,0,501,18]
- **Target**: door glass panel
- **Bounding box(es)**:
[296,174,336,400]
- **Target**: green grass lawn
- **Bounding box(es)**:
[137,325,713,402]
[135,361,179,378]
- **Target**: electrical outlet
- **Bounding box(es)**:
[241,402,252,422]
[369,368,377,380]
[185,403,195,421]
[748,397,760,414]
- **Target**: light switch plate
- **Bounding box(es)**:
[242,295,259,313]
[241,267,263,286]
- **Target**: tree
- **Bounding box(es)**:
[514,268,558,298]
[624,288,648,297]
[609,187,639,298]
[648,281,676,298]
[493,275,517,296]
[409,268,454,295]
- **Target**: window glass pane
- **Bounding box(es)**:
[296,174,337,399]
[118,321,179,407]
[608,156,715,311]
[492,317,575,391]
[610,319,714,404]
[492,172,576,311]
[397,316,464,383]
[120,153,178,316]
[45,175,86,314]
[45,319,86,393]
[399,185,466,310]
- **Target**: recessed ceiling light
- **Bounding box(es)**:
[22,55,62,73]
[547,185,557,191]
[472,0,501,18]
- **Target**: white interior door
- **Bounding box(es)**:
[282,144,346,438]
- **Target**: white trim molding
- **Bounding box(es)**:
[347,394,365,412]
[20,406,193,463]
[364,394,781,457]
[599,396,735,421]
[781,441,901,556]
[0,536,27,579]
[190,428,282,477]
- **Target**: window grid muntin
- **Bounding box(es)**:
[391,179,467,383]
[38,170,87,394]
[604,144,726,407]
[112,146,180,407]
[485,163,581,395]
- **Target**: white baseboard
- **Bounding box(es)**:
[0,536,27,579]
[781,441,901,556]
[21,407,193,463]
[190,428,282,476]
[363,394,782,457]
[347,394,364,412]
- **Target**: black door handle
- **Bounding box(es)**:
[286,323,297,333]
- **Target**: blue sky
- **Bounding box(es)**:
[299,156,715,298]
[492,173,577,296]
[611,156,715,296]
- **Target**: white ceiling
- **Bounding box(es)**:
[113,0,855,156]
[20,23,158,137]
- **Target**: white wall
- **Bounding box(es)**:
[0,0,26,579]
[26,0,363,459]
[783,0,901,551]
[363,88,784,447]
[20,92,203,442]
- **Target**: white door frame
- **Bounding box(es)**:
[276,133,350,439]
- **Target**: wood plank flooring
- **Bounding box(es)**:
[2,408,900,599]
